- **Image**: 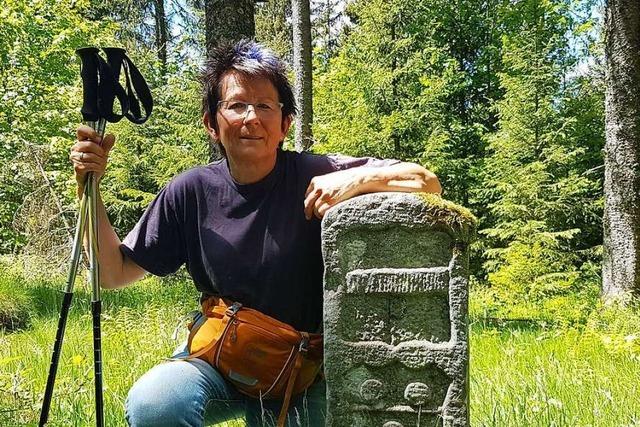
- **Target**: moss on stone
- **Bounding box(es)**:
[416,193,478,242]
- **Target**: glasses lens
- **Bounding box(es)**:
[218,101,282,119]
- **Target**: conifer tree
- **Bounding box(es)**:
[313,0,502,206]
[481,0,603,313]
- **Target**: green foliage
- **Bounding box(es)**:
[0,0,118,253]
[471,259,601,327]
[585,298,640,362]
[0,262,32,331]
[256,0,292,62]
[476,0,604,313]
[313,0,503,207]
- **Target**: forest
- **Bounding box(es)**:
[1,0,640,425]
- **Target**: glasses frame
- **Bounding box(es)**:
[217,100,284,120]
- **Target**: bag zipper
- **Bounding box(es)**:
[214,315,236,366]
[230,319,238,343]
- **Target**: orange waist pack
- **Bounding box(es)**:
[174,296,323,426]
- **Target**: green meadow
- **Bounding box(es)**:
[2,262,640,426]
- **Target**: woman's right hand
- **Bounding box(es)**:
[70,125,116,196]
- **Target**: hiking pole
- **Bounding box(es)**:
[39,47,107,427]
[39,47,152,427]
[39,191,89,427]
[87,118,106,427]
[79,48,108,427]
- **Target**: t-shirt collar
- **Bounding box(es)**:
[223,149,283,194]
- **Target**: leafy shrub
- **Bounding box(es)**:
[584,298,640,361]
[470,243,601,328]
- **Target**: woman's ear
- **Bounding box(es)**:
[281,114,292,137]
[203,111,219,140]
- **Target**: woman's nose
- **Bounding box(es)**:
[243,104,260,124]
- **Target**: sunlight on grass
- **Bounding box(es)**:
[3,268,640,426]
[470,325,640,426]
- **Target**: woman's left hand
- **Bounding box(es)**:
[303,162,441,220]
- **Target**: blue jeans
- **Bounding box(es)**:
[125,347,326,426]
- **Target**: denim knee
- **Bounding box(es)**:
[125,361,207,427]
[125,384,206,427]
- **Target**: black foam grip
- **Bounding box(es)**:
[76,48,100,122]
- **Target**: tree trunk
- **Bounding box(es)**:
[205,0,256,57]
[292,0,313,151]
[603,0,640,298]
[153,0,168,79]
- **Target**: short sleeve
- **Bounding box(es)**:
[327,153,401,171]
[120,182,186,276]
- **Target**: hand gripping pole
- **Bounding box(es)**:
[39,47,152,427]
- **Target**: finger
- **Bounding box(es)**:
[304,189,321,220]
[76,125,102,144]
[313,193,338,219]
[72,159,104,174]
[317,202,333,219]
[304,180,315,198]
[73,140,107,157]
[71,151,103,164]
[314,193,330,219]
[102,133,116,154]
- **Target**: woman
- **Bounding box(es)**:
[70,40,441,427]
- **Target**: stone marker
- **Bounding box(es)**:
[322,192,476,427]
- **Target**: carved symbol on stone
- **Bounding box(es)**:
[382,422,403,427]
[359,379,384,402]
[404,382,431,406]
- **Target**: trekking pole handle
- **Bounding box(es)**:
[76,48,101,122]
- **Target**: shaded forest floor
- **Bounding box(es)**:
[1,264,639,426]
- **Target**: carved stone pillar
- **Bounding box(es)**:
[322,193,476,427]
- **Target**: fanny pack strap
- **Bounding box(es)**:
[276,332,310,427]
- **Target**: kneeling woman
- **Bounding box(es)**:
[70,40,441,427]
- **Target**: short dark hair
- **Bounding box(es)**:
[200,40,296,151]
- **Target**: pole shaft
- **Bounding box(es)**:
[86,118,106,427]
[39,194,90,426]
[92,300,104,427]
[38,292,73,427]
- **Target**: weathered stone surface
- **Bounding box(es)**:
[323,193,476,427]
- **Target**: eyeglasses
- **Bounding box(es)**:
[217,100,284,120]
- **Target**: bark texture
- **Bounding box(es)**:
[153,0,168,79]
[292,0,314,151]
[603,0,640,298]
[204,0,256,57]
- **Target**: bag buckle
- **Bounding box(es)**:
[299,333,310,354]
[225,302,242,317]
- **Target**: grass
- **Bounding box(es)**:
[0,267,198,427]
[0,267,33,331]
[2,266,640,426]
[470,323,640,426]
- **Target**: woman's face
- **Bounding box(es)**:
[206,71,291,169]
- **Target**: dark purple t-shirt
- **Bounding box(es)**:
[120,149,398,332]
